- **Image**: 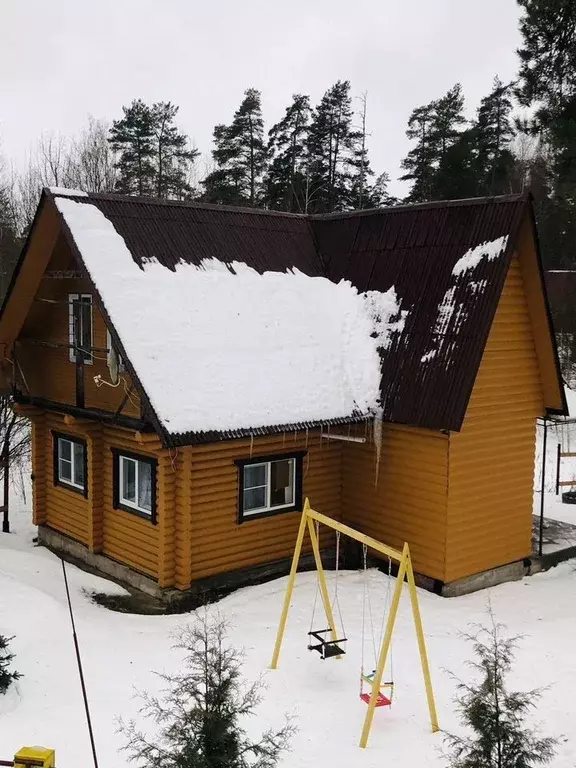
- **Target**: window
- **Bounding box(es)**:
[69,293,93,364]
[106,329,125,373]
[236,452,304,522]
[113,450,157,522]
[53,433,87,495]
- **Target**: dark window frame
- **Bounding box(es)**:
[111,448,158,524]
[68,293,93,365]
[234,451,305,524]
[52,431,88,498]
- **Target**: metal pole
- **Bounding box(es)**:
[2,442,9,534]
[539,418,548,557]
[556,442,561,496]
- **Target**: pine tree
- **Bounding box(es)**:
[203,89,267,207]
[305,80,358,213]
[347,92,391,209]
[119,614,294,768]
[0,167,21,301]
[475,78,516,195]
[432,129,480,200]
[152,102,199,199]
[444,616,557,768]
[516,0,576,271]
[400,102,437,202]
[109,99,156,196]
[266,94,311,212]
[401,84,466,202]
[516,0,576,128]
[0,634,21,694]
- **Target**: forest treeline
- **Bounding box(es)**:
[1,0,576,295]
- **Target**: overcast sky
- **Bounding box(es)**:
[1,0,522,196]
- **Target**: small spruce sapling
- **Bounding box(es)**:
[444,613,557,768]
[119,613,295,768]
[0,634,21,694]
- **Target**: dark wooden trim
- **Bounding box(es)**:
[76,355,85,409]
[52,430,88,498]
[236,451,305,524]
[15,393,154,432]
[111,448,158,525]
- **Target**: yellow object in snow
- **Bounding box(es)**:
[14,747,55,768]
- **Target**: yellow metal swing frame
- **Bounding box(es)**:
[270,498,439,748]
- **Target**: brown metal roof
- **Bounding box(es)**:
[37,189,563,443]
[310,195,529,431]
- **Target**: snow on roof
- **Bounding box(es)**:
[55,197,405,435]
[49,187,88,197]
[452,236,508,276]
[421,238,506,367]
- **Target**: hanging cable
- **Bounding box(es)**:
[309,520,321,634]
[62,559,100,768]
[332,530,346,638]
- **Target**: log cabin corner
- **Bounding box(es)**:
[0,188,566,598]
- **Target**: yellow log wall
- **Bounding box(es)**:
[188,432,342,582]
[445,256,543,581]
[17,234,140,417]
[101,427,162,579]
[42,412,90,545]
[342,424,449,581]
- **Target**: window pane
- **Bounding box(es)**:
[244,486,266,512]
[73,442,85,488]
[59,457,72,482]
[244,463,267,490]
[270,459,295,507]
[121,458,136,503]
[137,461,152,512]
[58,438,72,461]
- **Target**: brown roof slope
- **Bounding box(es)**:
[75,192,323,276]
[310,195,532,431]
[33,190,562,439]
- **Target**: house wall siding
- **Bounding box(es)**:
[341,424,449,582]
[188,433,342,582]
[445,256,544,582]
[16,235,140,417]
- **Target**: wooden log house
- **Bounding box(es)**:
[0,189,566,597]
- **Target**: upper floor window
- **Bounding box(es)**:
[235,452,304,522]
[69,293,93,364]
[53,433,87,496]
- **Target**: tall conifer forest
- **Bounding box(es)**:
[2,0,576,286]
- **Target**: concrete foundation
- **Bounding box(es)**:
[38,524,574,608]
[441,558,542,598]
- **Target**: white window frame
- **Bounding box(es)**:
[119,455,153,517]
[56,436,85,491]
[68,293,93,365]
[242,457,296,518]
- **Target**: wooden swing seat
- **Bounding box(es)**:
[308,629,347,659]
[360,672,394,707]
[360,691,392,707]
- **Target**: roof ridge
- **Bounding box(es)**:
[45,187,529,222]
[44,187,307,220]
[308,192,528,220]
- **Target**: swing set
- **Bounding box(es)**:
[270,498,439,749]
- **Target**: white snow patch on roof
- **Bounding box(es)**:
[452,235,508,277]
[49,187,88,198]
[55,198,405,435]
[421,350,437,364]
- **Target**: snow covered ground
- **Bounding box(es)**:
[1,482,575,767]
